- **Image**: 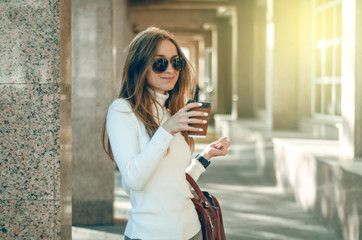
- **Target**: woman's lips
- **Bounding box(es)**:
[161,76,175,81]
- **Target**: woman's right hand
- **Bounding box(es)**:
[162,102,208,135]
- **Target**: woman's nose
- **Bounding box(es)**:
[165,61,175,73]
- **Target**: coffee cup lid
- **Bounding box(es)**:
[187,100,211,108]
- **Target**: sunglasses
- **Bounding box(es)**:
[152,57,186,73]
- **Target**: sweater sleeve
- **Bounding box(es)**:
[106,99,174,191]
[185,158,206,182]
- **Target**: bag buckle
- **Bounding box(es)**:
[202,200,210,208]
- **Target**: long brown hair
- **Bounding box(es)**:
[102,27,195,161]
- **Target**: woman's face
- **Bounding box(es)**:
[146,39,180,94]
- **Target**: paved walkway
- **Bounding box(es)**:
[73,135,341,240]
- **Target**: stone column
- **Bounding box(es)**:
[297,0,313,119]
[271,0,298,130]
[253,1,267,117]
[113,0,132,96]
[216,17,232,114]
[356,0,362,157]
[0,0,72,239]
[71,0,131,225]
[236,0,255,118]
[341,0,362,158]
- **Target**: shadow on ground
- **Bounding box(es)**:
[198,146,341,240]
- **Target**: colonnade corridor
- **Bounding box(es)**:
[72,125,341,240]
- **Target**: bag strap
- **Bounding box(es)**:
[186,173,210,206]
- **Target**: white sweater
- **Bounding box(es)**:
[106,91,206,240]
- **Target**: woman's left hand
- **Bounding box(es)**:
[200,137,230,160]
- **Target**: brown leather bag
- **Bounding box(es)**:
[186,173,226,240]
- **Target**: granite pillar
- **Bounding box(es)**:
[0,0,72,239]
[71,0,131,225]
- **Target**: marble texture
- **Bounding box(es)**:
[0,84,60,201]
[0,1,60,84]
[0,200,56,239]
[0,0,71,239]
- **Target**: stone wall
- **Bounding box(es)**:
[0,0,72,239]
[273,138,362,239]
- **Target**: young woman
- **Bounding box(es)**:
[102,27,230,240]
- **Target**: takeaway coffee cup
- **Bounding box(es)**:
[187,100,211,137]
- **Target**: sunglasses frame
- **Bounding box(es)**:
[152,57,186,74]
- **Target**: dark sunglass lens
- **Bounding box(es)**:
[152,59,168,73]
[171,58,186,71]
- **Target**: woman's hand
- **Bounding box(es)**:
[162,102,208,135]
[200,137,230,160]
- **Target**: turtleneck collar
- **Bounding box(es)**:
[154,91,169,107]
[150,90,170,124]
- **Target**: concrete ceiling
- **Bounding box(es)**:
[128,0,236,33]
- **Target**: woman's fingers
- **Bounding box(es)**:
[184,102,202,110]
[178,109,208,125]
[188,112,209,119]
[213,137,230,152]
[215,143,222,149]
[187,118,207,124]
[216,137,229,145]
[188,126,204,132]
[162,102,210,135]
